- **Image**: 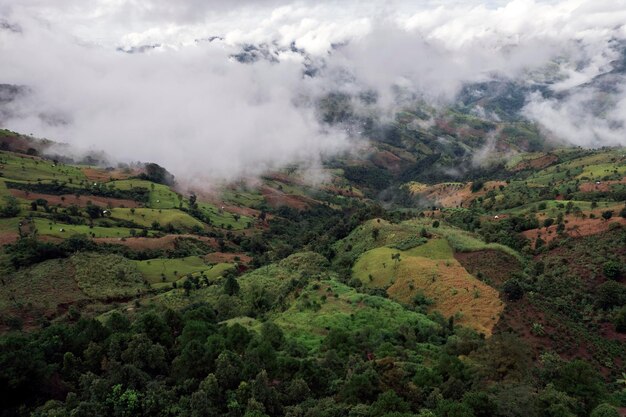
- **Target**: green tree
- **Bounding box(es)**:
[590,403,619,417]
[603,261,622,280]
[503,279,524,301]
[601,210,613,221]
[0,196,20,217]
[224,274,240,296]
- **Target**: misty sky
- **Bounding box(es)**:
[1,0,625,183]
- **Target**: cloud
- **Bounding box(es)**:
[0,0,625,185]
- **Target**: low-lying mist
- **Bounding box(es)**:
[1,0,625,184]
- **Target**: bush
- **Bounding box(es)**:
[596,281,626,309]
[503,279,524,301]
[590,403,619,417]
[0,196,20,218]
[603,261,622,280]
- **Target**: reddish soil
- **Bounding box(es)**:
[94,234,217,251]
[221,203,262,218]
[37,236,64,244]
[81,167,135,182]
[205,252,252,264]
[523,217,626,248]
[370,150,404,173]
[0,133,43,154]
[260,185,315,210]
[454,249,522,288]
[579,177,626,192]
[0,231,19,244]
[9,189,142,208]
[511,153,558,171]
[414,181,507,208]
[494,298,598,365]
[193,189,264,219]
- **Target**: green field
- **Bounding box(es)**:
[351,237,505,335]
[0,151,86,183]
[109,208,204,230]
[71,253,146,299]
[134,256,233,284]
[108,179,181,208]
[197,202,252,230]
[0,258,86,315]
[0,217,22,233]
[33,218,155,238]
[273,278,438,351]
[220,188,264,208]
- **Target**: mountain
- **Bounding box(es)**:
[0,118,624,417]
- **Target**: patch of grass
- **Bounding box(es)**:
[108,180,181,209]
[352,245,504,336]
[220,316,261,330]
[0,151,86,183]
[33,218,154,238]
[134,256,233,284]
[0,258,86,316]
[197,202,252,230]
[221,188,264,208]
[0,217,22,233]
[273,278,439,351]
[109,208,204,230]
[71,253,146,299]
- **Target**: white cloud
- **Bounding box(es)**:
[0,0,625,184]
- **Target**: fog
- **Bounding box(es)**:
[1,0,625,183]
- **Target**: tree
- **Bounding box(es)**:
[391,252,401,268]
[0,196,20,217]
[601,210,613,221]
[183,279,192,296]
[370,391,410,416]
[141,163,175,185]
[550,359,604,415]
[503,279,524,301]
[432,220,440,228]
[603,261,622,280]
[85,203,102,219]
[596,281,626,309]
[224,274,240,296]
[435,400,474,417]
[590,404,619,417]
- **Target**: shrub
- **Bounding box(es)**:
[503,279,524,301]
[596,281,626,309]
[590,403,619,417]
[603,261,622,280]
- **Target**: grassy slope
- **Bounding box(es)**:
[33,218,157,238]
[134,256,233,285]
[274,278,439,351]
[71,253,146,299]
[0,151,86,183]
[0,258,85,316]
[109,208,204,229]
[197,202,252,230]
[108,179,181,208]
[352,239,504,336]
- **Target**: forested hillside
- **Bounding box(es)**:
[0,124,624,417]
